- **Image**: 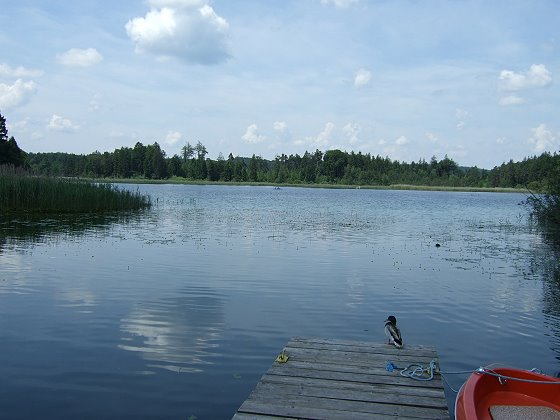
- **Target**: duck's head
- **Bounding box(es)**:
[385,315,397,325]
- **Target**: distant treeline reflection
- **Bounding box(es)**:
[0,213,138,253]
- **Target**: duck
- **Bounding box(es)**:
[384,315,403,348]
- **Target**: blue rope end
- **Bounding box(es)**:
[386,361,396,372]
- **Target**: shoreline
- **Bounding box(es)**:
[94,177,527,194]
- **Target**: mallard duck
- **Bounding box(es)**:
[384,315,403,348]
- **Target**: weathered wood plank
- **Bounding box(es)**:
[260,374,446,399]
[267,366,444,389]
[293,337,436,352]
[282,346,437,366]
[242,394,449,419]
[252,381,448,409]
[279,359,428,379]
[232,413,293,420]
[288,339,437,358]
[238,401,423,420]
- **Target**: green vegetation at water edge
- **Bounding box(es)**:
[527,164,560,245]
[0,165,151,214]
[95,177,524,193]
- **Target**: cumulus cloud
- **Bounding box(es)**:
[528,124,557,153]
[273,121,287,132]
[496,137,505,144]
[242,124,265,143]
[0,79,37,109]
[0,63,43,78]
[354,68,371,87]
[395,135,408,145]
[425,132,438,143]
[57,48,103,67]
[7,118,29,133]
[294,122,335,148]
[165,130,183,145]
[315,122,335,146]
[499,95,524,106]
[455,108,469,130]
[89,93,101,111]
[321,0,359,8]
[125,0,229,64]
[342,122,360,144]
[499,64,552,91]
[47,114,80,132]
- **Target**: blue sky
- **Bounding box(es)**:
[0,0,558,168]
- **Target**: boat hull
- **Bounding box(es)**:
[455,367,560,419]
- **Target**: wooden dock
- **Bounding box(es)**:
[233,337,449,419]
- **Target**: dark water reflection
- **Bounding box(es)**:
[1,185,559,419]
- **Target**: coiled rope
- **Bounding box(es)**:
[386,359,560,393]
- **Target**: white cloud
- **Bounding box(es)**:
[294,122,335,148]
[321,0,359,8]
[395,135,408,145]
[449,144,467,158]
[0,79,37,109]
[89,93,101,111]
[273,121,287,132]
[165,130,182,145]
[455,108,469,130]
[125,1,229,64]
[315,122,334,146]
[499,64,552,91]
[378,139,387,146]
[242,124,265,143]
[47,114,80,132]
[528,124,557,153]
[425,132,438,143]
[496,137,505,144]
[499,95,525,106]
[354,68,371,87]
[57,48,103,67]
[342,122,360,144]
[0,63,43,78]
[7,118,29,132]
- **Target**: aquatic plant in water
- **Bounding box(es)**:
[0,165,151,213]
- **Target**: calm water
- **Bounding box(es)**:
[1,185,559,419]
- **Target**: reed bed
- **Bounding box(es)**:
[0,165,151,213]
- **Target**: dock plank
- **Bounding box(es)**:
[233,337,449,419]
[252,382,448,408]
[242,394,448,419]
[283,346,437,365]
[266,366,444,389]
[288,338,437,358]
[260,374,446,398]
[238,401,424,420]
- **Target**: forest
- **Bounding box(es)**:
[20,141,558,191]
[1,111,558,190]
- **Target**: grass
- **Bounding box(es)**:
[0,165,151,214]
[94,176,526,193]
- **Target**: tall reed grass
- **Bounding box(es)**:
[0,165,151,213]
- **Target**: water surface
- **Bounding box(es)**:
[1,185,559,418]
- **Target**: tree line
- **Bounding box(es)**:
[1,111,558,190]
[23,141,558,190]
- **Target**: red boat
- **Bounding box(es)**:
[455,367,560,419]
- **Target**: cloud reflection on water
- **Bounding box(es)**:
[119,286,225,373]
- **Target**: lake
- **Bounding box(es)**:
[1,185,559,419]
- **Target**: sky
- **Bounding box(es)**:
[0,0,559,168]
